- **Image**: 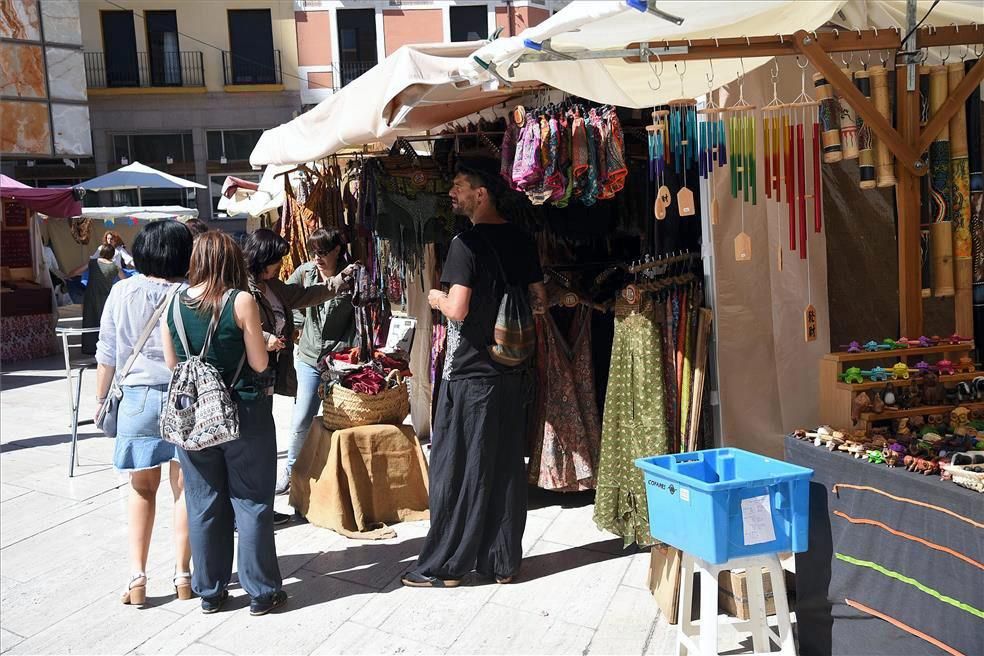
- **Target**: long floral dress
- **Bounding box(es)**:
[528,308,602,491]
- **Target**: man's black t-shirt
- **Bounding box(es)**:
[440,222,542,380]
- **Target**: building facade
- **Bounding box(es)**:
[1,0,92,163]
[71,0,301,224]
[294,0,559,107]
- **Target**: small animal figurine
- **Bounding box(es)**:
[883,383,897,407]
[883,338,909,350]
[922,372,944,405]
[863,366,891,382]
[943,333,973,345]
[863,340,890,352]
[852,392,871,424]
[951,407,973,435]
[895,417,912,439]
[840,341,863,353]
[866,449,885,464]
[915,360,933,374]
[909,415,926,432]
[936,359,955,375]
[956,357,976,373]
[890,363,911,380]
[928,409,948,431]
[917,336,939,348]
[840,367,865,384]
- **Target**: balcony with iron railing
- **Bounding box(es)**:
[221,50,283,87]
[84,51,205,90]
[335,60,377,88]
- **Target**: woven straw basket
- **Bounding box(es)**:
[321,370,410,429]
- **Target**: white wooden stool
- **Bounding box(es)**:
[677,552,795,656]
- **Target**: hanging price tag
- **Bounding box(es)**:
[735,232,752,261]
[677,187,695,216]
[804,304,818,342]
[710,197,720,225]
[623,284,640,305]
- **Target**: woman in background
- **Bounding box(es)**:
[73,243,124,354]
[162,232,286,616]
[242,229,357,502]
[94,220,194,605]
[277,228,357,495]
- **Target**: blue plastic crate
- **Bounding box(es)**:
[635,448,813,564]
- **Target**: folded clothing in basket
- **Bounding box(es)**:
[320,349,412,397]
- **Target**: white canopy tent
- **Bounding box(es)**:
[459,1,982,106]
[250,41,538,167]
[251,1,982,168]
[217,165,291,219]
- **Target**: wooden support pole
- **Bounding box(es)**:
[896,65,923,337]
[916,57,984,157]
[793,31,926,178]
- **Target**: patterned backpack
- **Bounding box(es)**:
[477,232,536,367]
[160,290,246,451]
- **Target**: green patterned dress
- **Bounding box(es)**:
[593,302,669,548]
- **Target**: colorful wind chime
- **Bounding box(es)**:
[669,62,698,217]
[697,61,727,225]
[724,62,757,261]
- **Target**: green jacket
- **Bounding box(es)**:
[248,268,348,396]
[287,262,356,370]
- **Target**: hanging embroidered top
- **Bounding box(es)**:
[501,105,626,208]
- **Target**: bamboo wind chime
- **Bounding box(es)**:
[724,63,756,261]
[929,62,956,297]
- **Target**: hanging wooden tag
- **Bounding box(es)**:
[562,292,579,308]
[677,187,696,216]
[711,197,720,225]
[804,304,818,342]
[655,197,667,220]
[658,185,672,208]
[735,232,752,261]
[623,284,640,305]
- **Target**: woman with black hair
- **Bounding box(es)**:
[93,220,195,606]
[241,229,358,501]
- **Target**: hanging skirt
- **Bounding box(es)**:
[592,307,669,548]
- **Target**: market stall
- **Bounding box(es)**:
[42,205,199,277]
[0,175,81,361]
[786,435,981,656]
[249,0,984,648]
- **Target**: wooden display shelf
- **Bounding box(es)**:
[823,342,974,363]
[859,400,984,423]
[836,371,981,391]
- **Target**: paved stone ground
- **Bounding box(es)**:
[0,313,783,655]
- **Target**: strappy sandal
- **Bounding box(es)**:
[174,572,193,600]
[121,573,147,605]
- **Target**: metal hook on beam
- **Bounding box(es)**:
[627,0,685,26]
[523,38,575,61]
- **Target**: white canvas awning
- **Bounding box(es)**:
[217,165,290,218]
[250,41,538,166]
[459,0,983,109]
[79,205,199,221]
